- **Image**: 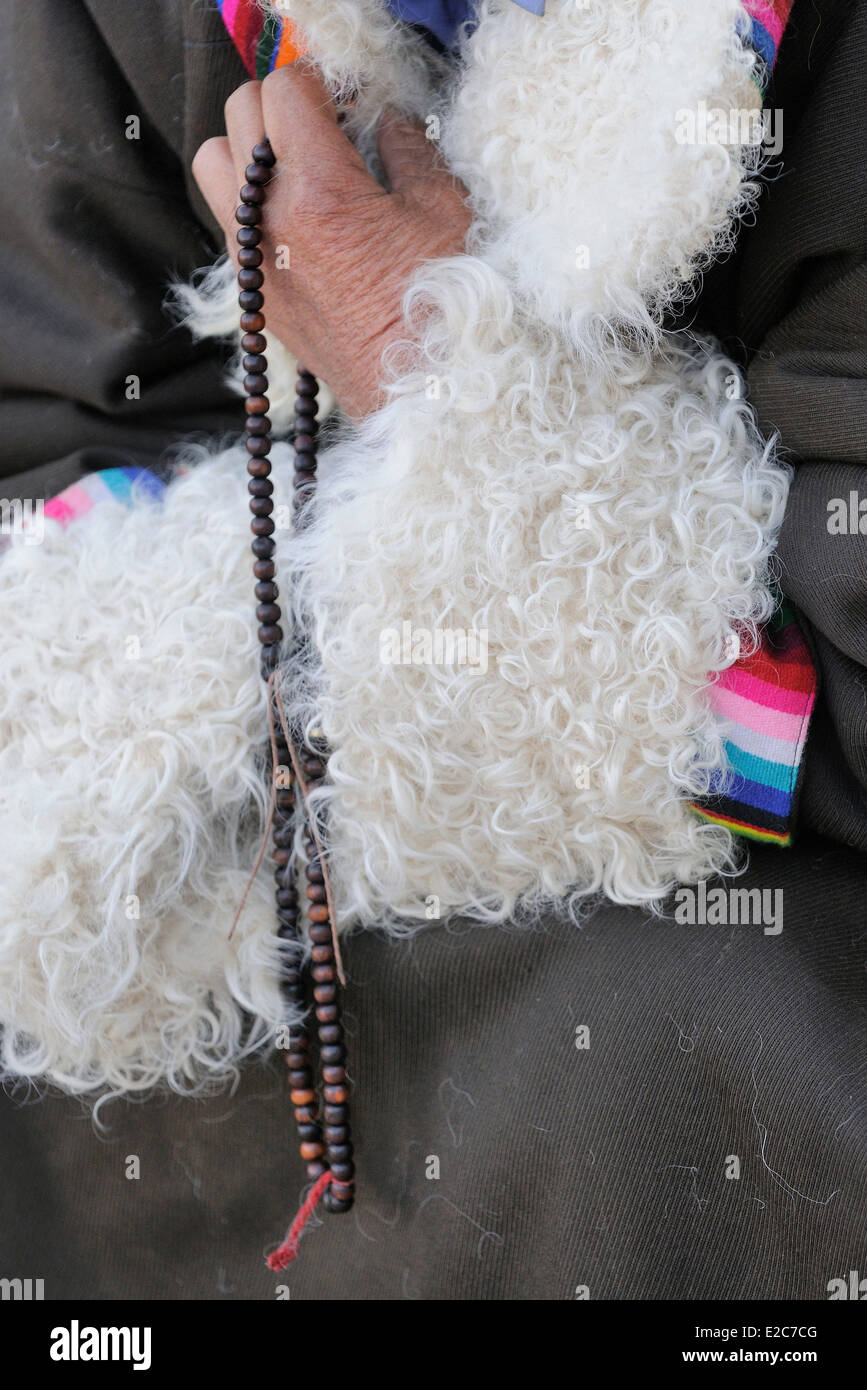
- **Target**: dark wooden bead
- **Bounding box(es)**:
[312,963,336,985]
[246,436,272,458]
[251,142,275,167]
[296,376,318,397]
[238,267,264,291]
[287,1052,309,1071]
[324,1125,348,1145]
[327,1144,352,1163]
[322,1066,346,1087]
[258,623,283,645]
[245,394,269,415]
[256,602,281,624]
[260,646,280,678]
[251,536,275,559]
[237,225,263,248]
[293,433,316,452]
[308,923,331,944]
[246,160,272,184]
[297,1123,320,1142]
[321,1045,346,1066]
[255,579,278,602]
[289,1069,311,1089]
[253,559,275,581]
[316,1004,339,1025]
[250,516,275,537]
[239,289,264,313]
[308,904,330,924]
[240,311,266,333]
[293,396,317,415]
[323,1084,349,1105]
[276,887,296,910]
[294,1105,317,1125]
[300,1141,324,1161]
[319,1024,342,1046]
[330,1161,355,1183]
[290,1088,315,1107]
[325,1188,354,1211]
[314,983,337,1005]
[307,888,328,909]
[235,203,262,227]
[306,1160,328,1181]
[306,863,324,883]
[322,1189,352,1214]
[249,497,274,519]
[273,848,290,870]
[323,1104,347,1125]
[244,372,268,395]
[248,477,274,499]
[240,182,265,205]
[238,248,264,270]
[246,414,273,435]
[275,788,294,810]
[247,462,270,483]
[311,945,332,964]
[243,353,268,376]
[241,330,267,353]
[294,458,317,478]
[303,760,325,781]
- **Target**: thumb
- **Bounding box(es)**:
[377,110,452,199]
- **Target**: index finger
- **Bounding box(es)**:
[260,61,370,191]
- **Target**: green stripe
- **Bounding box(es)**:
[255,11,279,80]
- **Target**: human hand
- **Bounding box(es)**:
[192,63,471,420]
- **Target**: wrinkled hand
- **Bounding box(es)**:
[193,64,471,420]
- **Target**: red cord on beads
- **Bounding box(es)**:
[266,1171,333,1272]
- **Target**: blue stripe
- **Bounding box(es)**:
[748,18,777,67]
[101,468,133,504]
[709,766,791,817]
[121,466,166,502]
[268,19,283,72]
[724,740,795,795]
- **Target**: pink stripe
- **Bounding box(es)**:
[43,497,76,524]
[717,666,814,716]
[221,0,243,38]
[743,1,784,46]
[45,484,95,524]
[710,683,814,745]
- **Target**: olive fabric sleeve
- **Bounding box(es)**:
[744,3,867,850]
[0,0,246,496]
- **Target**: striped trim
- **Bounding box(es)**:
[689,602,816,848]
[218,1,792,82]
[43,469,166,527]
[741,0,794,82]
[217,0,305,78]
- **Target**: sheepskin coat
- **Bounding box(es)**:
[1,0,866,1304]
[0,0,823,1098]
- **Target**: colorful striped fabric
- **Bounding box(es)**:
[41,467,165,527]
[217,0,305,78]
[218,1,794,78]
[689,602,816,846]
[741,0,794,73]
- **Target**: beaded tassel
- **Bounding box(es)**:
[234,138,354,1270]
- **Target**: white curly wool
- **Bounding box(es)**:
[289,270,787,925]
[0,453,296,1096]
[0,0,792,1092]
[442,0,763,345]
